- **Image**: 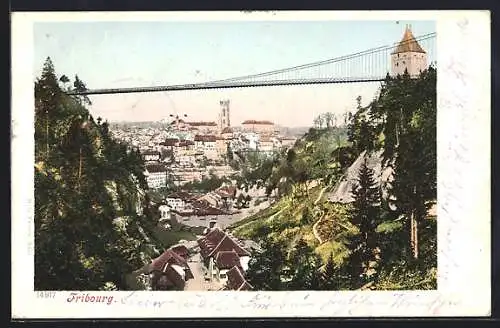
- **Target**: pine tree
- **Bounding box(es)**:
[378,67,437,260]
[246,239,287,290]
[34,59,160,290]
[285,239,323,290]
[320,252,350,290]
[34,57,62,161]
[73,74,92,106]
[346,158,381,288]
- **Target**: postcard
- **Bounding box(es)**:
[11,10,490,318]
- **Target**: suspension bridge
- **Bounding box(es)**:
[67,31,436,96]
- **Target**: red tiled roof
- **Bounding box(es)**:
[194,135,217,142]
[215,250,242,270]
[215,186,237,198]
[170,244,189,259]
[187,121,218,127]
[242,120,274,125]
[145,163,167,173]
[149,249,187,272]
[226,265,253,291]
[206,235,250,258]
[177,140,195,147]
[204,228,226,244]
[197,228,226,258]
[160,264,186,289]
[195,206,227,216]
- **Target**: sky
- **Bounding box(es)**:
[34,19,436,127]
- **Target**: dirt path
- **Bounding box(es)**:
[184,252,222,291]
[312,219,324,244]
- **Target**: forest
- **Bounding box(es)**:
[34,57,163,290]
[231,67,437,290]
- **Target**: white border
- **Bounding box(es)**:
[11,11,491,318]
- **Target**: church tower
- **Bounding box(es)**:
[391,25,428,77]
[219,100,230,131]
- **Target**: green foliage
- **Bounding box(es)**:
[320,252,351,290]
[149,227,196,249]
[246,238,288,290]
[344,159,382,288]
[344,67,437,288]
[285,239,323,290]
[34,58,160,290]
[182,172,229,193]
[241,67,436,291]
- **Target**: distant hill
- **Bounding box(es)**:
[275,126,311,138]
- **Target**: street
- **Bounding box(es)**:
[184,251,223,291]
[180,199,271,230]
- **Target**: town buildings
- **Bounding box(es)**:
[110,99,297,188]
[141,150,161,162]
[148,247,195,290]
[241,120,276,134]
[197,228,253,290]
[144,163,168,189]
[160,185,237,217]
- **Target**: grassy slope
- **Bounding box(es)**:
[230,183,355,266]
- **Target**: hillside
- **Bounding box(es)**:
[34,58,163,290]
[229,67,437,290]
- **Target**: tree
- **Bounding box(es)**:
[59,74,70,90]
[235,193,245,209]
[246,239,287,290]
[35,57,63,161]
[320,252,350,290]
[313,116,322,129]
[322,112,333,129]
[346,158,381,288]
[373,67,437,259]
[73,74,92,106]
[286,239,323,290]
[244,194,252,208]
[34,59,161,291]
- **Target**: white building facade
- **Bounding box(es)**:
[144,164,168,189]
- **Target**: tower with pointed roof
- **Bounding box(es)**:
[391,24,428,77]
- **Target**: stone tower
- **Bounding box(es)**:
[391,25,428,77]
[219,100,230,131]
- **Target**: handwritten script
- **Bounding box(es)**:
[117,291,460,316]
